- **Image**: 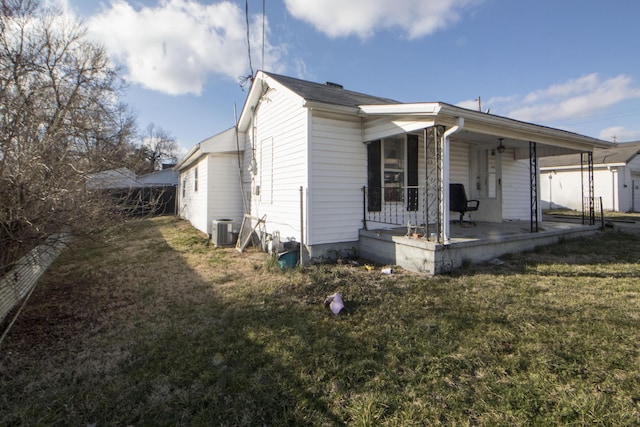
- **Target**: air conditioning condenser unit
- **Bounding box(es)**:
[212,219,236,247]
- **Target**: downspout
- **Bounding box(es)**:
[442,117,464,244]
[608,166,617,211]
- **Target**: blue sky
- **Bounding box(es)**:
[62,0,640,154]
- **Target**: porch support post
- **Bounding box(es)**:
[424,127,441,240]
[581,152,595,225]
[442,118,464,244]
[529,141,539,232]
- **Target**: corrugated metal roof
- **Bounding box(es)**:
[540,141,640,168]
[265,72,398,108]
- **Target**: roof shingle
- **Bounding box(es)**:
[540,141,640,168]
[265,72,398,108]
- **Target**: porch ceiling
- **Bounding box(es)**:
[452,130,581,159]
[360,102,613,159]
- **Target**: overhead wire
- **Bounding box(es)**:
[238,0,254,90]
[262,0,265,71]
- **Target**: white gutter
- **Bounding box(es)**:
[174,144,201,171]
[442,117,464,244]
[540,162,625,172]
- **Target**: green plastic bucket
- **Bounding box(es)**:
[278,251,299,268]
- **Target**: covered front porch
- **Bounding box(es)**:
[359,219,599,274]
[356,103,612,274]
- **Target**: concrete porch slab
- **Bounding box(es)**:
[359,220,599,275]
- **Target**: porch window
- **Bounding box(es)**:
[368,135,418,212]
[383,136,404,202]
[367,141,382,211]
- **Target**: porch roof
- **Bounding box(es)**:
[359,102,614,157]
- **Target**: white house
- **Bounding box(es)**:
[174,127,244,236]
[177,71,613,273]
[540,141,640,212]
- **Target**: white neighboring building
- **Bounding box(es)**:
[540,141,640,212]
[86,167,140,190]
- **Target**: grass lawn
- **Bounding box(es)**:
[1,216,639,426]
[545,209,640,223]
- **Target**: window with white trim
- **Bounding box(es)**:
[383,135,405,202]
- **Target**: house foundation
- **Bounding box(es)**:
[359,221,599,274]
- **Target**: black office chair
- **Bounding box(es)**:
[450,183,480,225]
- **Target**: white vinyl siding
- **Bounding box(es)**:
[260,137,274,204]
[308,112,364,245]
[179,154,244,236]
[207,154,244,227]
[632,173,640,212]
[179,157,209,234]
[449,140,470,187]
[250,83,309,240]
[502,150,531,220]
[543,166,626,212]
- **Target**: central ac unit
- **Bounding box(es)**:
[212,219,236,247]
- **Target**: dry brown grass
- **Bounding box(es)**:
[1,216,639,426]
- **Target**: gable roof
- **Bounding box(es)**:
[175,127,239,171]
[234,71,613,155]
[540,141,640,169]
[264,72,398,108]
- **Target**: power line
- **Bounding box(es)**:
[238,0,254,90]
[262,0,265,71]
[559,109,640,126]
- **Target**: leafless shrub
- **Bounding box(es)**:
[0,0,149,273]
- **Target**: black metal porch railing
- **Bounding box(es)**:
[362,185,431,232]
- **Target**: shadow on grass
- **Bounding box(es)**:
[0,218,349,425]
[2,217,639,425]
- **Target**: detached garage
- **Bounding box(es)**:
[540,141,640,212]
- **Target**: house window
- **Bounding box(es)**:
[194,167,198,192]
[368,135,417,211]
[367,141,382,212]
[182,178,186,198]
[406,134,419,211]
[383,135,405,202]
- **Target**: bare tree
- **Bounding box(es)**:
[0,0,138,272]
[134,123,179,174]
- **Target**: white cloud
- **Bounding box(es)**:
[507,74,640,123]
[87,0,283,95]
[463,74,640,128]
[598,126,640,143]
[284,0,477,39]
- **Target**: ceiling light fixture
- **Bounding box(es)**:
[497,138,506,154]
